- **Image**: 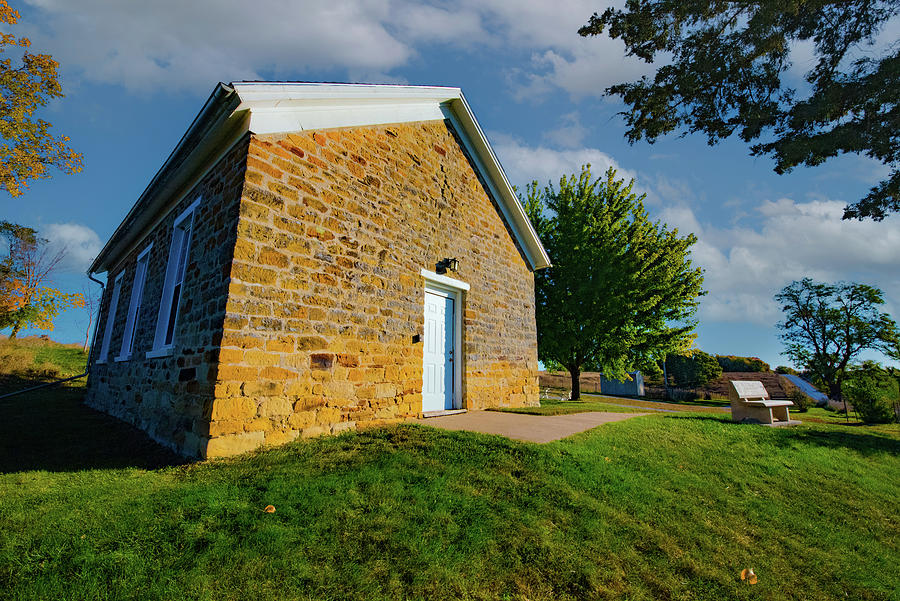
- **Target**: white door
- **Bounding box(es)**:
[422,288,455,412]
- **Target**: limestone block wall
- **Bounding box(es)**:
[208,120,539,456]
[85,137,250,457]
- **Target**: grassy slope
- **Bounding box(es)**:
[1,389,898,600]
[493,397,650,415]
[0,337,89,389]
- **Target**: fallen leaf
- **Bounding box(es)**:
[264,505,276,513]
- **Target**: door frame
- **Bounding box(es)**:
[421,268,468,411]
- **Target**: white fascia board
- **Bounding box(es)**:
[231,82,461,104]
[248,101,447,135]
[234,82,459,134]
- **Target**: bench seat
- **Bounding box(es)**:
[728,381,800,426]
[743,399,793,408]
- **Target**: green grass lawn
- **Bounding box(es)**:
[1,387,898,600]
[493,397,650,415]
[497,394,730,416]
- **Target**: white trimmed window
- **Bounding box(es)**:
[116,243,152,361]
[150,198,200,356]
[98,272,124,363]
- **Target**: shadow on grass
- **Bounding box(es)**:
[664,413,900,456]
[0,375,185,474]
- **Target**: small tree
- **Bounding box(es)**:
[523,166,705,400]
[0,222,83,338]
[666,349,722,388]
[716,355,770,372]
[0,0,82,197]
[844,361,899,423]
[775,279,898,410]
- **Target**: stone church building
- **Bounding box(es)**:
[86,82,551,458]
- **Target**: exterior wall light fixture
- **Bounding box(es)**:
[436,257,459,274]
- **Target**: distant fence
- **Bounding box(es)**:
[643,386,707,401]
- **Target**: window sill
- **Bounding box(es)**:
[114,354,131,363]
[146,346,174,359]
[95,359,107,365]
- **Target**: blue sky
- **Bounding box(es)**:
[6,0,899,370]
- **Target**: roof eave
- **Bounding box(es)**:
[90,82,551,274]
[88,82,243,274]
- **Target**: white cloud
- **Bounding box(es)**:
[542,111,588,148]
[491,133,637,190]
[42,223,102,274]
[680,198,900,325]
[22,0,413,91]
[513,40,652,101]
[491,137,900,329]
[20,0,647,98]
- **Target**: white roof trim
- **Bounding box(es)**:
[91,82,550,273]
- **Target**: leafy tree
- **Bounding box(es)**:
[715,354,770,372]
[580,1,900,220]
[665,349,722,387]
[775,278,898,410]
[523,165,705,400]
[0,0,82,197]
[844,361,899,423]
[0,221,83,338]
[775,365,799,375]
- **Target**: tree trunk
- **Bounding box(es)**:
[662,357,670,400]
[826,380,849,423]
[8,323,20,339]
[569,365,581,401]
[83,314,92,352]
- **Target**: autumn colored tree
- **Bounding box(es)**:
[0,221,83,338]
[0,0,82,197]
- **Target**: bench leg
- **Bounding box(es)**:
[732,404,774,424]
[772,406,790,422]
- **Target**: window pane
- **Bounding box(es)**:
[174,225,192,285]
[100,277,121,361]
[164,282,181,346]
[153,202,197,352]
[123,256,148,357]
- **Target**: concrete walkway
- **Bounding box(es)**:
[413,410,651,443]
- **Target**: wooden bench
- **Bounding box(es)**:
[728,380,799,426]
